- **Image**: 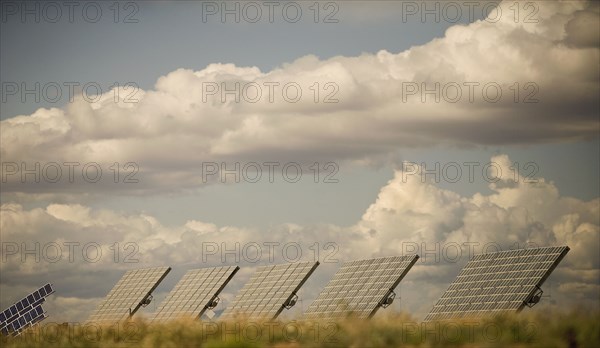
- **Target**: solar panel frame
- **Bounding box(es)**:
[304,255,419,320]
[424,246,570,321]
[220,261,320,321]
[153,266,240,321]
[0,283,55,337]
[88,266,171,323]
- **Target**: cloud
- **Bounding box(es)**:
[1,0,598,196]
[564,1,600,48]
[1,155,597,321]
[354,154,599,315]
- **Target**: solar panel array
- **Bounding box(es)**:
[424,246,570,321]
[153,266,239,321]
[88,267,171,323]
[304,255,419,320]
[220,261,320,320]
[20,245,566,326]
[0,284,55,337]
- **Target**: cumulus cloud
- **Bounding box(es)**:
[355,154,599,315]
[1,155,597,321]
[1,0,598,196]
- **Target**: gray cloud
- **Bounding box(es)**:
[564,1,600,48]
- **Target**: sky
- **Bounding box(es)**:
[0,0,599,324]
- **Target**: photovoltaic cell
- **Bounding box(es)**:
[0,284,55,337]
[88,267,171,323]
[220,261,320,320]
[304,255,419,320]
[153,266,239,321]
[424,246,570,321]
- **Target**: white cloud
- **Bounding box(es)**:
[1,154,597,321]
[1,0,598,196]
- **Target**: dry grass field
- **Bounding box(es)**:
[2,308,598,347]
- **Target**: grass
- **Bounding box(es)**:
[2,308,598,347]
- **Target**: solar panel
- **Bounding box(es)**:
[304,255,419,320]
[220,261,320,320]
[88,266,171,323]
[424,246,570,321]
[153,266,240,321]
[0,283,55,337]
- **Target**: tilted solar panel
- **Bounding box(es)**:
[153,266,239,321]
[0,283,55,337]
[88,266,171,323]
[220,261,319,320]
[424,246,570,321]
[304,255,419,320]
